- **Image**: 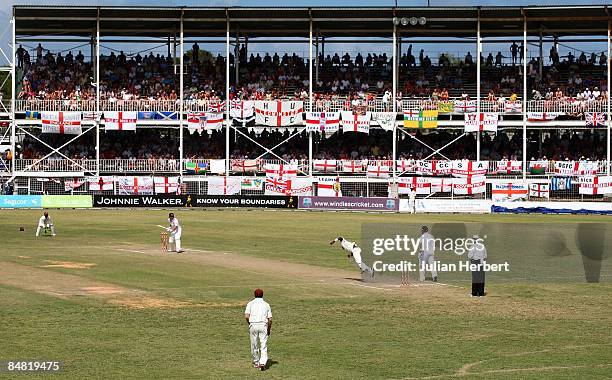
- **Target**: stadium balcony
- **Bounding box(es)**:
[13,98,609,114]
[11,158,610,177]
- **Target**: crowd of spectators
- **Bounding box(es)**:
[16,128,608,163]
[15,42,609,106]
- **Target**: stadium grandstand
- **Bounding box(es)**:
[0,4,611,200]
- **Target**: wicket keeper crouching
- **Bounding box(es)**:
[36,212,56,237]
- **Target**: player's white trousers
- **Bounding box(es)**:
[36,223,55,236]
[249,323,268,366]
[419,253,437,281]
[352,247,373,274]
[169,229,182,251]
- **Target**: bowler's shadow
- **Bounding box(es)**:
[263,360,278,370]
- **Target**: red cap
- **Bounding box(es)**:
[254,288,264,298]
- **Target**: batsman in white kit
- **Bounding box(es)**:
[330,237,374,277]
[418,226,438,282]
[36,212,56,237]
[167,212,182,253]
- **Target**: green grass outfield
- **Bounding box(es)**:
[0,209,611,379]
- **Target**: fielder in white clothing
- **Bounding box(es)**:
[408,188,417,214]
[418,226,437,282]
[330,236,374,277]
[36,212,56,237]
[244,288,272,371]
[167,212,183,253]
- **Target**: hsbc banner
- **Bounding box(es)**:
[298,196,399,212]
[93,195,297,208]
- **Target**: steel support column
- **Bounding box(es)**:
[235,28,240,86]
[308,13,313,177]
[522,13,528,180]
[606,19,612,175]
[476,10,481,161]
[315,27,319,85]
[10,15,16,178]
[179,11,184,181]
[392,23,397,183]
[95,9,100,176]
[225,13,230,177]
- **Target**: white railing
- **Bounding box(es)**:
[525,100,607,114]
[99,159,179,173]
[12,158,610,176]
[14,98,610,114]
[15,158,97,172]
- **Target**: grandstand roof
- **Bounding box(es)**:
[13,5,610,38]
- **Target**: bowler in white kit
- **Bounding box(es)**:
[330,236,374,277]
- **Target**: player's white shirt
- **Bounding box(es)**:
[245,298,272,324]
[419,232,435,255]
[38,215,52,226]
[169,217,181,234]
[409,190,416,202]
[468,244,487,261]
[337,238,357,253]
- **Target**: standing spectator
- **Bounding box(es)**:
[510,42,519,65]
[16,45,26,68]
[192,42,199,62]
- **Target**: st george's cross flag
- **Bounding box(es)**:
[313,159,337,173]
[341,111,371,133]
[496,160,522,174]
[317,177,342,197]
[453,100,477,113]
[415,160,452,176]
[104,111,137,131]
[393,177,431,195]
[118,176,154,194]
[464,112,498,133]
[41,111,82,134]
[305,112,340,133]
[342,160,364,173]
[451,160,489,177]
[231,159,258,173]
[366,165,390,178]
[491,182,528,201]
[88,176,114,191]
[207,176,241,195]
[578,176,612,195]
[255,101,303,127]
[452,176,486,195]
[529,183,550,198]
[154,176,180,194]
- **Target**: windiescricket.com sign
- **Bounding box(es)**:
[298,196,399,212]
[93,195,298,208]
